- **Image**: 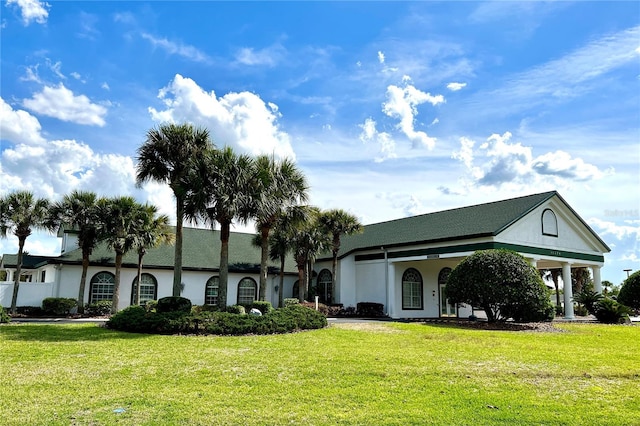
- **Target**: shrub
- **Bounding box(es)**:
[226,305,246,315]
[593,298,631,324]
[251,301,274,315]
[445,249,554,323]
[191,304,219,314]
[284,298,299,307]
[618,270,640,310]
[107,306,191,333]
[42,298,78,316]
[84,301,113,317]
[144,300,158,312]
[0,306,10,323]
[156,296,192,313]
[356,302,385,318]
[16,306,44,316]
[301,301,329,316]
[573,289,603,315]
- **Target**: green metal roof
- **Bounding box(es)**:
[327,191,609,259]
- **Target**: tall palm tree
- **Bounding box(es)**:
[130,204,174,305]
[49,190,102,313]
[136,123,213,296]
[98,196,146,313]
[319,209,363,304]
[0,191,53,314]
[187,147,254,308]
[252,155,308,301]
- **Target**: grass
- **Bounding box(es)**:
[1,321,638,426]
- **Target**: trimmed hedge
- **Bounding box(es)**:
[356,302,385,318]
[106,304,327,335]
[84,301,112,317]
[157,296,192,313]
[42,298,77,316]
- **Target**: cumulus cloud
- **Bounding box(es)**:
[148,74,296,159]
[6,0,49,26]
[359,117,397,162]
[588,218,640,241]
[382,84,444,149]
[447,82,467,91]
[141,33,211,64]
[378,51,385,64]
[451,131,608,188]
[0,97,46,145]
[22,83,108,126]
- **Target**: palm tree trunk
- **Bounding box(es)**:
[10,237,26,314]
[259,225,270,301]
[218,221,230,308]
[331,250,338,305]
[278,255,285,308]
[297,264,306,303]
[78,252,90,314]
[136,250,144,305]
[173,199,184,297]
[112,252,122,313]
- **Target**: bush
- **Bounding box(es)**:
[144,300,158,312]
[445,249,554,323]
[42,297,78,316]
[191,304,219,314]
[356,302,385,318]
[251,301,274,315]
[0,306,10,323]
[16,306,44,316]
[618,270,640,310]
[156,296,192,313]
[84,301,113,317]
[593,298,631,324]
[301,301,329,316]
[573,289,603,315]
[225,305,246,315]
[284,298,299,307]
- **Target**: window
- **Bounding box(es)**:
[402,268,423,310]
[542,209,558,237]
[40,271,46,282]
[130,273,158,305]
[205,276,219,305]
[316,269,332,304]
[89,271,115,303]
[237,277,257,305]
[438,267,452,286]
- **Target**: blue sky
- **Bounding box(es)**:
[1,1,639,285]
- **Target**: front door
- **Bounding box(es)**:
[440,284,457,317]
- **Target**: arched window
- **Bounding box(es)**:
[89,271,115,303]
[237,277,257,305]
[316,269,332,304]
[542,209,558,237]
[205,276,219,306]
[438,267,452,286]
[402,268,423,310]
[131,273,158,305]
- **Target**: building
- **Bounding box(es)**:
[1,191,610,319]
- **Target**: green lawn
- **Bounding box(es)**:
[1,321,638,425]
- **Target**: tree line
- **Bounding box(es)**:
[0,123,362,314]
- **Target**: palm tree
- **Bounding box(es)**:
[130,204,174,305]
[252,155,308,301]
[319,209,363,304]
[98,196,146,313]
[187,147,254,308]
[289,208,329,303]
[136,123,213,296]
[49,191,102,313]
[0,191,53,314]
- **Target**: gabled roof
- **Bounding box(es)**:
[1,254,55,269]
[330,191,609,259]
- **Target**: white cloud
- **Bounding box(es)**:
[359,118,397,162]
[20,64,41,83]
[141,32,211,64]
[46,59,65,79]
[234,44,286,67]
[447,82,467,91]
[101,82,110,90]
[6,0,49,26]
[452,131,608,188]
[148,74,296,159]
[22,83,108,126]
[0,97,46,145]
[588,218,640,241]
[378,51,385,64]
[382,84,444,149]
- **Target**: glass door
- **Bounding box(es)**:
[439,284,457,317]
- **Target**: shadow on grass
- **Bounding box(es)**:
[0,323,150,342]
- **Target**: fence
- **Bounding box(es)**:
[0,281,56,308]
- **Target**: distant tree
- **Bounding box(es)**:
[571,267,592,294]
[136,123,213,296]
[251,155,308,301]
[0,191,54,314]
[130,204,174,305]
[49,191,103,313]
[445,249,554,323]
[318,209,363,304]
[618,270,640,310]
[601,280,614,296]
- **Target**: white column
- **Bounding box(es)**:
[562,262,574,319]
[592,266,602,294]
[387,262,396,319]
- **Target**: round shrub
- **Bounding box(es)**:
[84,301,113,317]
[156,296,192,313]
[445,249,554,323]
[593,298,631,324]
[617,270,640,310]
[42,297,77,316]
